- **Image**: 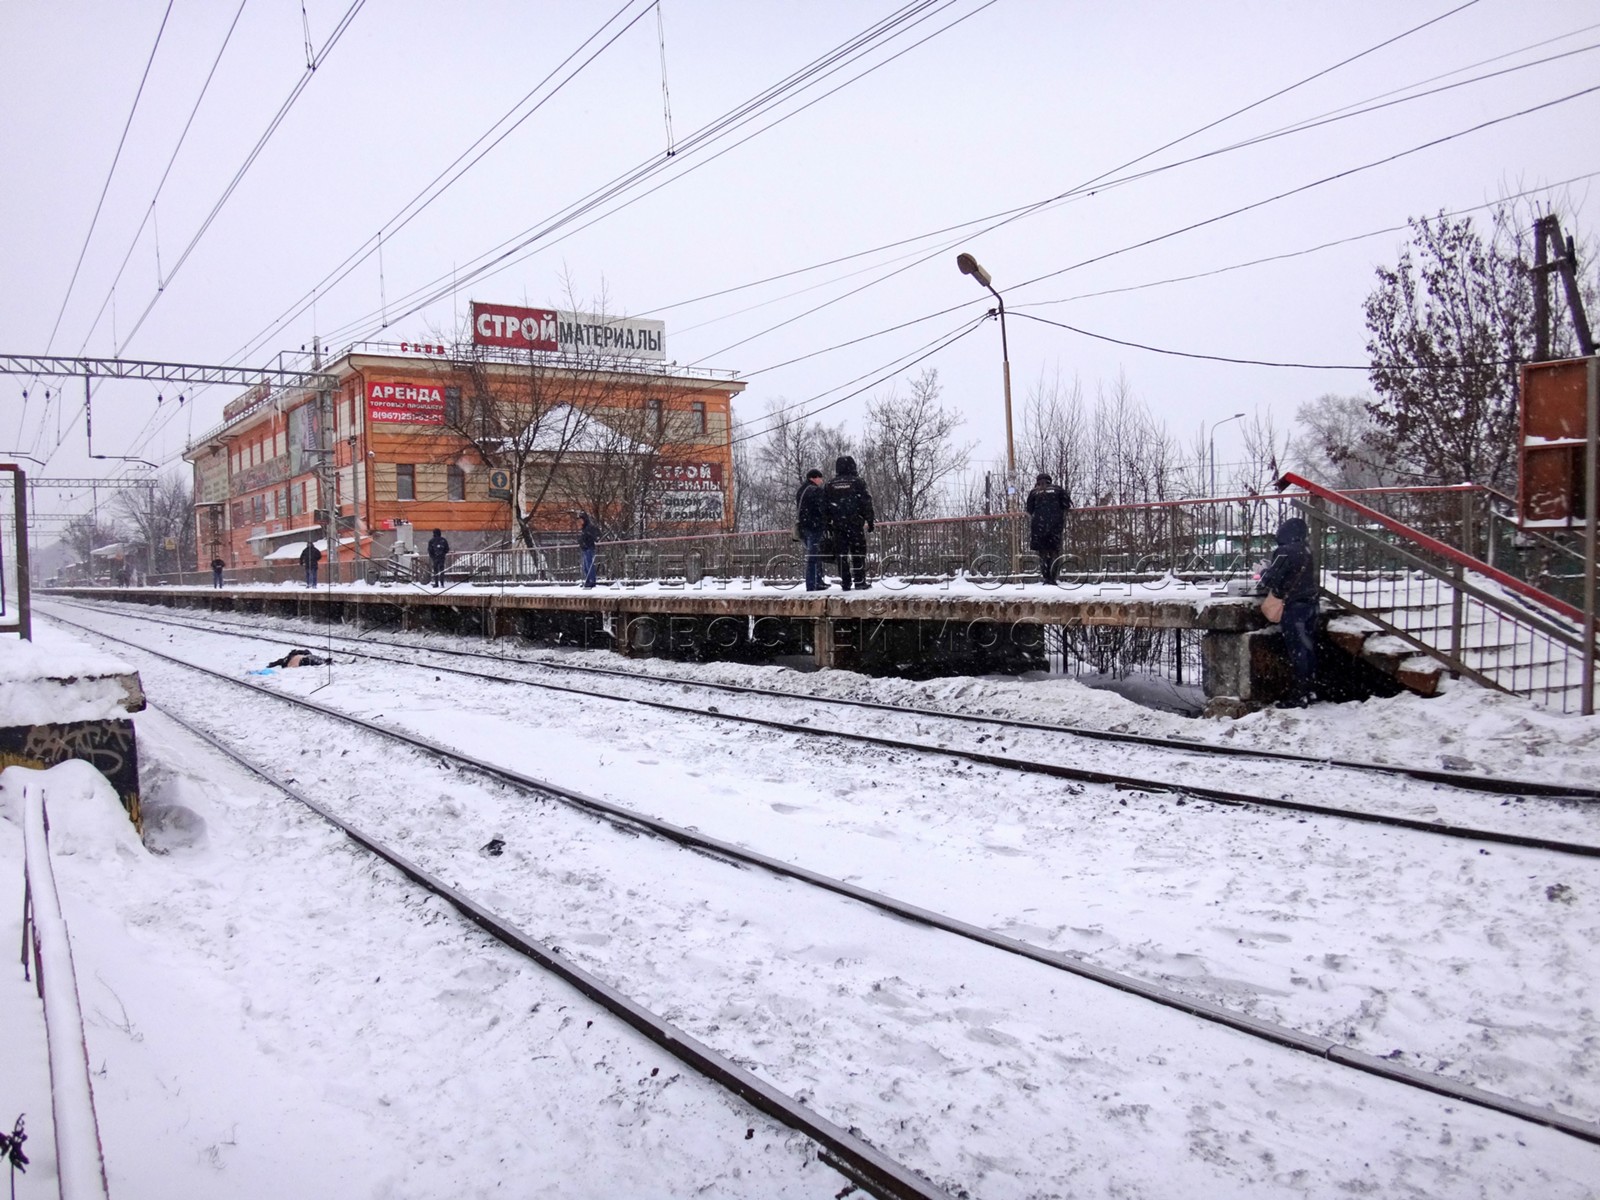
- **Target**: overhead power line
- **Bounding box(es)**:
[41,0,175,359]
[74,0,253,357]
[108,0,369,359]
[302,0,992,353]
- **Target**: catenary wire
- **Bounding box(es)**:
[301,0,992,351]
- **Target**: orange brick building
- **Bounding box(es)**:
[186,322,744,571]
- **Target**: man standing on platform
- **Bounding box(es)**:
[824,455,875,592]
[299,541,322,589]
[427,528,450,587]
[211,556,225,589]
[577,512,599,588]
[1025,473,1071,585]
[796,469,828,591]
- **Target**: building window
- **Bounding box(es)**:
[447,465,465,501]
[396,464,415,501]
[252,495,264,521]
[691,401,707,435]
[445,387,461,426]
[647,398,663,433]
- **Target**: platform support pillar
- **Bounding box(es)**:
[814,618,836,669]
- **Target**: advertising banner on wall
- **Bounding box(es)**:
[369,380,447,424]
[653,462,724,523]
[471,302,666,360]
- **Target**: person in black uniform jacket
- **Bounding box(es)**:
[823,455,875,591]
[1024,473,1071,585]
[299,541,322,588]
[211,557,226,589]
[795,469,829,591]
[1259,516,1319,706]
[427,528,450,587]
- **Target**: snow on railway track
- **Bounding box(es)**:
[35,602,1600,1196]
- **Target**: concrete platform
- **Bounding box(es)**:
[49,580,1274,695]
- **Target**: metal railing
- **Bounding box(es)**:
[1282,474,1596,713]
[19,786,112,1200]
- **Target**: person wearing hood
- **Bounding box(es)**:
[1025,473,1071,585]
[1259,516,1319,706]
[427,528,450,587]
[823,455,875,591]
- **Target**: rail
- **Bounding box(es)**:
[1279,473,1596,713]
[19,785,112,1200]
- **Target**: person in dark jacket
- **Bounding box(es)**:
[1259,516,1319,706]
[427,529,450,587]
[823,455,875,591]
[577,512,599,588]
[795,469,829,591]
[211,557,226,589]
[299,541,322,588]
[1024,473,1071,585]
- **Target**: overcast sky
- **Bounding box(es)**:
[4,0,1597,520]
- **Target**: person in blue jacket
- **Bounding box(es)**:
[1259,516,1319,706]
[577,512,599,588]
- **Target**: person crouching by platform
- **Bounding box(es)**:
[427,528,450,587]
[1025,472,1071,585]
[1259,516,1319,707]
[796,469,829,591]
[824,455,875,591]
[299,541,322,588]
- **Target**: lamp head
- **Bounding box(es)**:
[956,252,992,289]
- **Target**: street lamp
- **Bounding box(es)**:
[1209,412,1246,497]
[956,252,1014,478]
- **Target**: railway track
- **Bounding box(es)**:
[43,605,1600,1151]
[49,597,1600,858]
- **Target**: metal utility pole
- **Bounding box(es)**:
[1585,355,1597,715]
[312,336,338,587]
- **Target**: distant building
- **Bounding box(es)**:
[184,308,744,571]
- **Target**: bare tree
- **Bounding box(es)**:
[736,398,855,530]
[1291,393,1410,489]
[60,514,125,577]
[115,473,196,575]
[1230,409,1293,497]
[860,368,971,521]
[1017,368,1090,504]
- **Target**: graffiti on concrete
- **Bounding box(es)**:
[0,718,141,823]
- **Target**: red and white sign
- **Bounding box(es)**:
[369,380,446,424]
[471,301,666,360]
[471,303,559,352]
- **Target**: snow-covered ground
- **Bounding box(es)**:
[7,599,1600,1198]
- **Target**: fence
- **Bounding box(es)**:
[19,786,112,1200]
[1281,474,1596,714]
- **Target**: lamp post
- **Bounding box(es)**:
[1209,411,1246,497]
[956,253,1014,479]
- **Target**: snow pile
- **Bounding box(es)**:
[0,628,138,725]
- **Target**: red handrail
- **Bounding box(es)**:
[1277,472,1583,624]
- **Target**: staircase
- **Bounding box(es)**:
[1277,474,1596,713]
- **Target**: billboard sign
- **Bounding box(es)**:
[471,302,666,360]
[369,380,446,424]
[653,461,724,523]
